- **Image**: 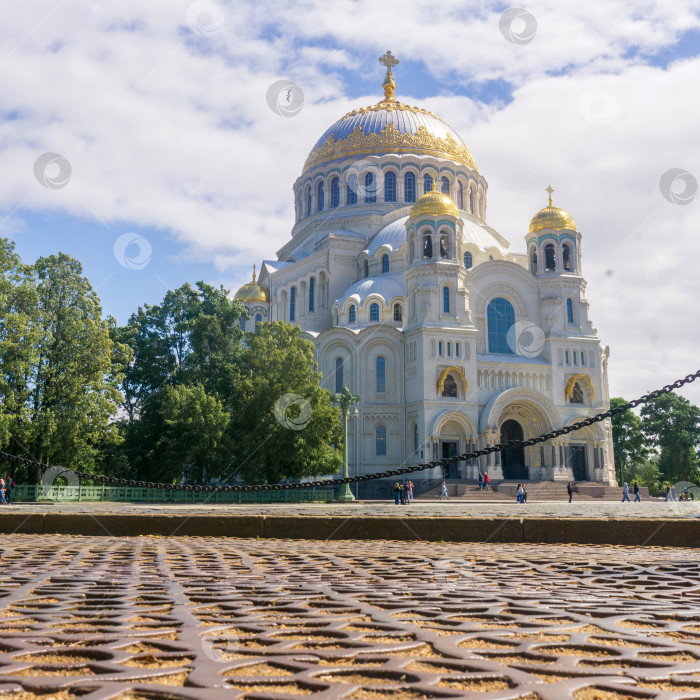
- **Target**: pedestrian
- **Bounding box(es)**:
[4,476,12,505]
[478,471,483,490]
[567,481,573,503]
[633,480,641,503]
[394,482,401,505]
[402,481,410,505]
[483,472,490,490]
[517,483,524,504]
[439,481,449,500]
[665,484,673,502]
[0,479,5,505]
[523,485,528,503]
[621,482,630,502]
[400,481,407,505]
[408,481,414,503]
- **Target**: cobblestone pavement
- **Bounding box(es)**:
[6,500,700,518]
[0,537,699,699]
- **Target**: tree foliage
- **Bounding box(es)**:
[610,397,648,483]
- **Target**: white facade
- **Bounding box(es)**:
[237,67,617,491]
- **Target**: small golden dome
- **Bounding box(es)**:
[234,265,270,304]
[410,177,459,218]
[529,186,577,233]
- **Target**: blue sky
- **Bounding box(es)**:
[2,0,700,402]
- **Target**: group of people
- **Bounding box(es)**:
[477,472,490,490]
[0,477,14,504]
[515,483,528,503]
[621,481,642,502]
[393,481,414,504]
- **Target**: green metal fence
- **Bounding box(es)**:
[12,485,334,503]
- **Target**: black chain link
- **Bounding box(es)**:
[2,369,698,492]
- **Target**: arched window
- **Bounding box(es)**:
[404,172,416,202]
[487,297,515,354]
[457,181,464,209]
[440,234,449,258]
[563,243,571,271]
[254,313,262,326]
[364,172,376,203]
[438,341,443,356]
[423,233,433,258]
[581,351,585,366]
[424,173,433,193]
[330,177,340,208]
[464,251,473,269]
[347,174,357,205]
[376,425,387,455]
[306,187,312,215]
[385,171,396,202]
[443,286,450,313]
[290,287,296,322]
[469,188,475,213]
[363,259,369,278]
[381,254,389,273]
[309,277,315,312]
[241,316,246,332]
[369,302,380,322]
[393,303,402,322]
[565,350,570,365]
[376,356,386,393]
[414,423,418,452]
[447,341,451,356]
[441,176,449,195]
[570,382,584,404]
[317,181,324,211]
[530,247,537,274]
[455,343,460,357]
[442,374,457,397]
[566,298,574,324]
[335,357,344,394]
[545,243,556,271]
[348,305,356,323]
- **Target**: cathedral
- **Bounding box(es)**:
[234,52,617,495]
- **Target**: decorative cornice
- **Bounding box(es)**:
[303,123,478,174]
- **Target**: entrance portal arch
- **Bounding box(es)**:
[500,419,527,480]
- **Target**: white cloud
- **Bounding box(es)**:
[1,0,699,403]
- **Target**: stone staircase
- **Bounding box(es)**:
[417,480,650,502]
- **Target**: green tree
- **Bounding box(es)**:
[640,393,700,484]
[228,321,342,484]
[19,253,123,482]
[628,457,662,496]
[610,397,648,484]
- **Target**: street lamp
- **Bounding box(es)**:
[331,385,360,502]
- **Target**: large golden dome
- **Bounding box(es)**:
[529,186,577,233]
[410,178,459,218]
[234,266,269,304]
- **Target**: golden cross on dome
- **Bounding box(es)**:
[378,50,399,102]
[545,185,554,206]
[252,263,256,283]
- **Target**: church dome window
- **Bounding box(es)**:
[309,277,315,312]
[530,246,537,274]
[443,286,450,313]
[487,297,515,354]
[404,172,416,202]
[423,173,433,194]
[464,251,473,269]
[317,180,324,211]
[393,303,402,322]
[305,186,312,215]
[457,181,464,209]
[469,187,475,213]
[441,176,450,195]
[290,286,297,322]
[385,171,397,202]
[439,234,449,259]
[423,233,433,259]
[563,242,572,271]
[349,304,356,323]
[363,260,369,278]
[369,302,380,322]
[381,254,390,273]
[347,174,358,205]
[544,243,556,271]
[364,172,376,203]
[330,177,340,207]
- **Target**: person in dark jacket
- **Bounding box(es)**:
[567,481,573,503]
[394,482,401,505]
[633,481,641,502]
